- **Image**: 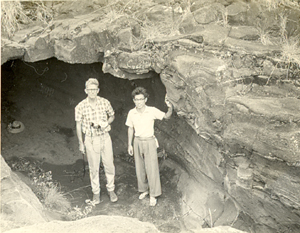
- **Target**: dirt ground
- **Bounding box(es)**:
[1,58,187,232]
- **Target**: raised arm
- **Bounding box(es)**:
[163,99,173,119]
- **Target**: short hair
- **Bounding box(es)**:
[85,78,99,88]
[131,87,149,99]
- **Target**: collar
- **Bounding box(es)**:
[133,105,149,114]
[84,96,101,107]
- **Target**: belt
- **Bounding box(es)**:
[85,132,108,137]
[135,136,155,141]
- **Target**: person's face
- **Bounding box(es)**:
[85,84,99,99]
[133,94,147,109]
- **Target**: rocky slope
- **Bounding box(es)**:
[0,156,48,231]
[1,0,300,232]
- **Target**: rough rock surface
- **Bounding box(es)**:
[4,215,245,233]
[0,156,48,232]
[4,215,159,233]
[1,0,300,233]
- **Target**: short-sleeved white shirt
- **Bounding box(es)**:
[125,106,165,137]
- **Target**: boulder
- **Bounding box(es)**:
[0,156,48,232]
[4,215,159,233]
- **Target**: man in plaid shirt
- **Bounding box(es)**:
[75,78,118,204]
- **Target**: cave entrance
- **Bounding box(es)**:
[1,57,170,162]
[1,57,185,232]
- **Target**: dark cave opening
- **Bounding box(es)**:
[1,57,169,158]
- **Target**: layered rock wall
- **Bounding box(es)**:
[1,0,300,232]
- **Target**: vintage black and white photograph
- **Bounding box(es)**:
[1,0,300,232]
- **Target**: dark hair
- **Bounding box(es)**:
[131,87,149,99]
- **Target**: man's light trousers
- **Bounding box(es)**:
[85,133,115,195]
[133,137,162,197]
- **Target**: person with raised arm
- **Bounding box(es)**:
[125,87,173,206]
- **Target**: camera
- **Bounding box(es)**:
[90,122,101,129]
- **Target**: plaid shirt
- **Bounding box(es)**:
[75,96,114,136]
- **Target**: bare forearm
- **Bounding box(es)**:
[107,115,115,125]
[76,121,83,143]
[164,105,173,119]
[128,127,134,146]
[76,121,86,154]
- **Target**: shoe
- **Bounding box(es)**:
[108,191,118,202]
[139,191,149,200]
[149,196,157,206]
[92,193,100,205]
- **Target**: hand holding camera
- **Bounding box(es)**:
[90,120,108,131]
[99,120,108,130]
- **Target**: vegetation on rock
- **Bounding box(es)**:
[8,158,71,214]
[1,0,52,38]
